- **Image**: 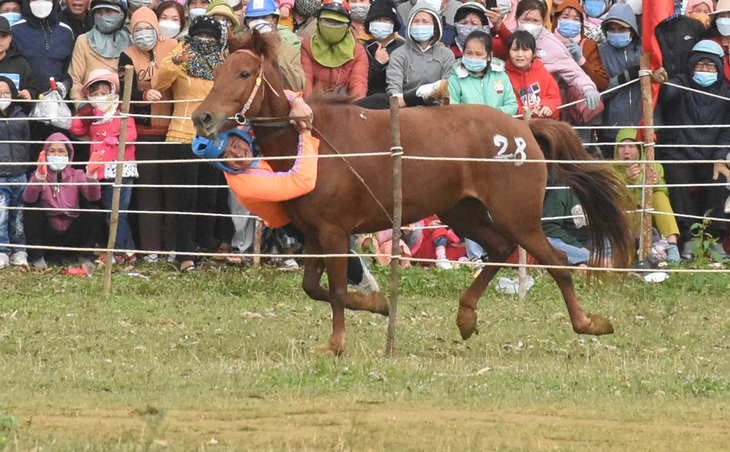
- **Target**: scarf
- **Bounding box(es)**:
[86,27,133,59]
[185,36,224,80]
[309,29,356,68]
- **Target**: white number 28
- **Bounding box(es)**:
[493,134,527,166]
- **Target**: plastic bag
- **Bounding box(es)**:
[30,89,72,130]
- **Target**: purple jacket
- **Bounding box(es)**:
[22,133,101,232]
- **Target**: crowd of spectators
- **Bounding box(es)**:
[0,0,729,272]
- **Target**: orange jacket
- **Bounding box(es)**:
[225,132,319,228]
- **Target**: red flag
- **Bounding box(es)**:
[642,0,676,71]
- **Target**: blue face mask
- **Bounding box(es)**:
[557,19,581,39]
[0,12,21,26]
[47,155,69,172]
[462,57,488,73]
[693,71,718,87]
[369,22,394,41]
[583,0,605,18]
[410,25,434,42]
[606,31,631,48]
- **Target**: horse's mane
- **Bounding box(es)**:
[307,90,356,105]
[228,30,278,62]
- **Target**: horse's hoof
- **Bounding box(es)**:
[314,338,346,356]
[574,314,614,335]
[370,291,390,316]
[456,307,477,340]
[347,290,389,316]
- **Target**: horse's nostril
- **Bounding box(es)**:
[199,112,213,126]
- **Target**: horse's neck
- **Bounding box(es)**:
[253,87,299,172]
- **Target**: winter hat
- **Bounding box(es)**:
[188,14,222,42]
[81,68,121,98]
[553,0,584,23]
[294,0,321,19]
[688,39,725,80]
[0,75,18,98]
[191,128,256,173]
[364,0,399,32]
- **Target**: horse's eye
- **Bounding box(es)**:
[239,71,250,79]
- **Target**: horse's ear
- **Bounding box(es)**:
[249,29,277,62]
[228,35,248,53]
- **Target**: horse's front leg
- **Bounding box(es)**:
[315,230,350,355]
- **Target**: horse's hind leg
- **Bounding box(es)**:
[440,200,517,340]
[302,237,389,316]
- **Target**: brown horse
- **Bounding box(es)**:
[193,32,634,355]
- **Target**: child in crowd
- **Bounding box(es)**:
[0,74,29,268]
[22,133,103,269]
[504,30,561,119]
[70,69,138,264]
[613,128,681,263]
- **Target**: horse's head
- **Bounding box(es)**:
[192,31,280,138]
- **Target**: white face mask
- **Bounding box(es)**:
[30,0,54,19]
[0,98,10,110]
[89,94,119,112]
[247,18,273,34]
[717,17,730,37]
[518,21,543,38]
[158,20,181,38]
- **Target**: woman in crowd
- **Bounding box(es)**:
[362,0,404,96]
[155,0,186,40]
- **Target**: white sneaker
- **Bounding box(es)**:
[31,256,48,269]
[278,258,299,271]
[0,253,8,269]
[436,257,453,270]
[142,253,159,264]
[167,253,176,263]
[10,251,28,266]
[354,265,380,293]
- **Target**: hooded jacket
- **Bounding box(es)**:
[612,128,669,202]
[0,46,40,101]
[0,75,29,177]
[386,3,455,96]
[118,7,178,136]
[504,57,561,119]
[659,46,730,161]
[597,3,643,134]
[533,24,596,96]
[22,133,101,232]
[11,0,75,95]
[448,58,518,114]
[542,177,590,248]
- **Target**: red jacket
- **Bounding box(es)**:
[301,38,369,100]
[504,58,562,120]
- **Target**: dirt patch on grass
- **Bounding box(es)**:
[13,402,730,450]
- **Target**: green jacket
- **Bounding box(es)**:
[447,58,518,115]
[542,181,590,248]
[612,128,669,205]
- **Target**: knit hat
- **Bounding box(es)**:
[188,14,223,42]
[191,128,256,173]
[364,0,399,32]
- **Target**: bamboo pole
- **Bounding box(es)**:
[103,65,134,295]
[253,218,262,266]
[639,53,656,260]
[518,106,532,300]
[385,95,403,357]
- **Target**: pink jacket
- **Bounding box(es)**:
[301,38,369,100]
[22,133,101,232]
[535,28,597,95]
[70,104,138,179]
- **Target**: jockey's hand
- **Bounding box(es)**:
[289,97,313,132]
[713,161,730,181]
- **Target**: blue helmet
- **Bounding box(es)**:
[192,128,257,174]
[245,0,280,18]
[691,40,724,59]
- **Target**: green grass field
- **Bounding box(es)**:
[1,263,730,450]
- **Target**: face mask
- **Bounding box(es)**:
[693,71,718,87]
[129,0,153,9]
[454,24,489,51]
[319,23,349,44]
[517,22,543,38]
[94,12,124,33]
[462,56,487,73]
[350,3,369,22]
[29,0,54,19]
[624,0,642,15]
[717,17,730,37]
[247,18,273,34]
[410,24,434,42]
[557,19,581,39]
[0,12,21,26]
[133,29,157,51]
[369,21,394,40]
[188,8,206,21]
[158,20,181,38]
[606,31,631,48]
[496,0,511,17]
[47,155,69,172]
[582,0,605,18]
[0,98,10,110]
[89,94,118,111]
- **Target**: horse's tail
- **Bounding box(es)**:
[528,119,634,267]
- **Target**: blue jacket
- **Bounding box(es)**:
[598,3,643,139]
[11,0,74,96]
[0,104,30,177]
[659,47,730,161]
